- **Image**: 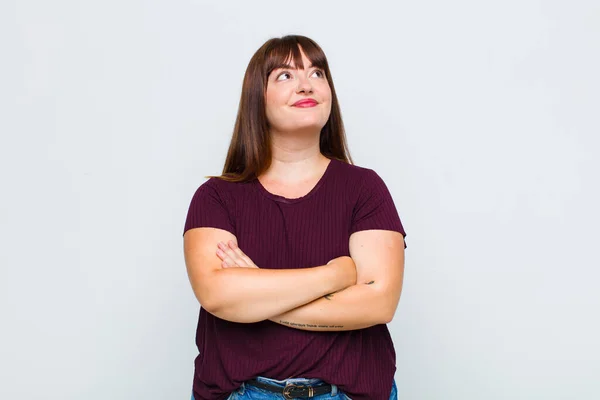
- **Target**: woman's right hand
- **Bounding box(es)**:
[216,240,259,269]
[327,255,357,288]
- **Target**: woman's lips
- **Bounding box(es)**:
[293,100,318,107]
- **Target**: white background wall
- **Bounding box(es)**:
[1,1,598,399]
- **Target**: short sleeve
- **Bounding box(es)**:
[183,179,236,237]
[349,169,407,248]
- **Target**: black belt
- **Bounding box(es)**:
[246,379,333,399]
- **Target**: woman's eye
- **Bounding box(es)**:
[277,72,292,81]
[276,69,324,81]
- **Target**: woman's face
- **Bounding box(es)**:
[265,47,332,135]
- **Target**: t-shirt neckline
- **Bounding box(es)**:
[255,158,336,204]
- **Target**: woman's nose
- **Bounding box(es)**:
[296,77,313,93]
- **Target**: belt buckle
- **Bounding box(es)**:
[283,383,298,399]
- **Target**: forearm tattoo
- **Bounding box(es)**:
[279,320,344,329]
[282,281,376,329]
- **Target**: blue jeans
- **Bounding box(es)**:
[191,376,398,399]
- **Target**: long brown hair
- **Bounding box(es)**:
[206,35,354,182]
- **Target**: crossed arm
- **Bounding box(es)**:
[268,230,404,331]
[183,228,405,331]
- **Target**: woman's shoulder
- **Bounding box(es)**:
[332,158,382,182]
[198,175,255,195]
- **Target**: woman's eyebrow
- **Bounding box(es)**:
[276,63,316,70]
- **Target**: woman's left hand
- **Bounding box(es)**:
[216,240,259,269]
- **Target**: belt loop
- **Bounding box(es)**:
[330,383,338,396]
[238,382,246,395]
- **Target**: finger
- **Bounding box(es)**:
[216,249,236,267]
[231,255,249,267]
[218,242,239,262]
[218,242,247,267]
[216,248,230,261]
[226,242,252,267]
[218,243,249,267]
[219,241,258,268]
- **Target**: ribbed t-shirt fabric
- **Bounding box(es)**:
[183,157,407,400]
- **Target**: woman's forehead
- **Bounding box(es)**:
[266,44,326,76]
[277,54,306,67]
[274,45,313,65]
[274,61,316,70]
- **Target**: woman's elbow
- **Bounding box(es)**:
[192,271,229,314]
[380,307,396,324]
[198,296,218,314]
[204,303,264,324]
[196,291,231,318]
[197,290,262,323]
[377,290,402,324]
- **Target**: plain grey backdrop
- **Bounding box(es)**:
[1,1,599,399]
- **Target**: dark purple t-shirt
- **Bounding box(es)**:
[183,157,407,400]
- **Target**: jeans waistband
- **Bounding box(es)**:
[242,376,339,396]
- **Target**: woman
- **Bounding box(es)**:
[183,35,407,400]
